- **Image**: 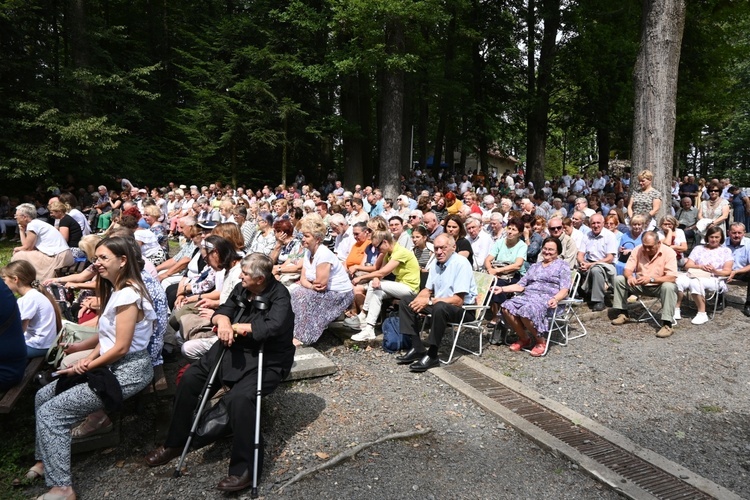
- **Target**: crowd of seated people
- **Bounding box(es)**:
[2,168,750,497]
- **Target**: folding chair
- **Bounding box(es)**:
[418,272,495,365]
[542,270,587,356]
[438,271,496,364]
[630,294,661,326]
[684,276,727,319]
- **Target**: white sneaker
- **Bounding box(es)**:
[351,324,376,341]
[343,316,362,329]
[357,311,367,323]
[673,308,681,321]
[691,312,709,325]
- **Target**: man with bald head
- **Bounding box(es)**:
[396,234,477,372]
[422,211,444,242]
[610,231,678,337]
[577,213,618,311]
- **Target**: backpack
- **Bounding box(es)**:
[46,284,76,322]
[381,313,411,353]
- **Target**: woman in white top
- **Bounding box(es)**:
[656,215,688,266]
[30,236,155,500]
[11,203,74,280]
[290,215,354,346]
[1,260,62,358]
[249,212,276,256]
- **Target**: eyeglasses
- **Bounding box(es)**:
[92,254,114,263]
[548,226,563,231]
[709,190,720,193]
[409,215,419,219]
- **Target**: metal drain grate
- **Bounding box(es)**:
[444,363,714,500]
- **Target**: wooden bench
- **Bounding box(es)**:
[0,357,45,414]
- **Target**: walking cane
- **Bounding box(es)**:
[173,344,227,478]
[251,343,264,499]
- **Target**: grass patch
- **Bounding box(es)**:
[698,404,723,413]
[0,392,38,500]
[0,240,15,268]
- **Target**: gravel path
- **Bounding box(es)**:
[19,288,749,499]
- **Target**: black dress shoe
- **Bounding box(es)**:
[396,348,426,365]
[409,355,439,372]
[591,302,605,312]
[145,445,182,467]
[743,305,750,317]
[216,470,252,492]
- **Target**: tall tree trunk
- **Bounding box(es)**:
[401,86,413,177]
[631,0,686,218]
[342,74,364,188]
[525,0,560,190]
[597,127,610,172]
[379,21,405,200]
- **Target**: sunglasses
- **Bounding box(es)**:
[548,226,563,231]
[709,190,720,193]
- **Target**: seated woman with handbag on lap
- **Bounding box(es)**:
[484,217,527,334]
[28,236,155,500]
[674,225,733,325]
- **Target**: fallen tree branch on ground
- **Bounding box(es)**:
[276,427,432,493]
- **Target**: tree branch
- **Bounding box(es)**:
[276,427,432,493]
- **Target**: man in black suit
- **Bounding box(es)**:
[145,254,295,492]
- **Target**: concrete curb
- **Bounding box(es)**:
[433,357,741,500]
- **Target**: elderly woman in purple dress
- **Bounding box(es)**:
[498,237,571,357]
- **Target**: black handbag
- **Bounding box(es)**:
[192,398,231,449]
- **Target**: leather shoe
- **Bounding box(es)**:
[216,470,252,492]
[591,302,605,312]
[743,305,750,317]
[396,348,426,365]
[409,354,439,372]
[144,446,182,467]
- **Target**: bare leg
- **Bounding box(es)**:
[692,293,706,313]
[502,308,529,344]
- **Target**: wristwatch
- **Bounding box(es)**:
[428,298,433,306]
[649,277,655,283]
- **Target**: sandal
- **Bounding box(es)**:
[508,338,533,352]
[529,341,547,357]
[71,414,113,439]
[13,463,44,486]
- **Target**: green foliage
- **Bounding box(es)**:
[0,0,747,194]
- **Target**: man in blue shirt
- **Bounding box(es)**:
[726,222,750,317]
[396,234,477,372]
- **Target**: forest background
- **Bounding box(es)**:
[0,0,748,197]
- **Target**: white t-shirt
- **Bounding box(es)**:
[18,289,58,349]
[303,245,352,293]
[98,287,156,356]
[69,208,91,236]
[134,229,161,257]
[27,219,69,256]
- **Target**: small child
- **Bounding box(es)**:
[1,260,62,358]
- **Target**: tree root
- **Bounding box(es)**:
[276,427,432,493]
